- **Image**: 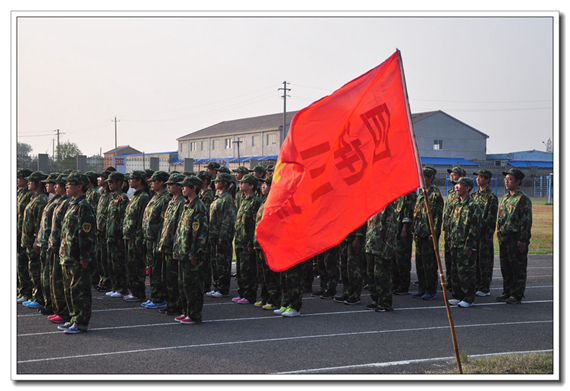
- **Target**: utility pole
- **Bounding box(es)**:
[234,139,243,165]
[53,129,65,164]
[278,81,291,144]
[112,117,120,167]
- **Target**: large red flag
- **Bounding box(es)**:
[256,50,421,272]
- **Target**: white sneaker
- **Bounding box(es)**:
[16,296,28,303]
[448,299,461,306]
[476,291,490,297]
[282,308,300,317]
[106,291,115,296]
[123,294,141,302]
[274,306,287,315]
[458,301,473,308]
[110,292,124,298]
[205,290,215,297]
[211,291,226,298]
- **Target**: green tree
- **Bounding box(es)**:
[545,138,553,153]
[56,141,82,170]
[17,142,34,170]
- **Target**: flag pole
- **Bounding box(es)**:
[397,49,463,374]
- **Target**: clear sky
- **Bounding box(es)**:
[13,8,558,160]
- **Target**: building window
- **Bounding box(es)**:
[495,160,502,167]
[190,142,197,152]
[252,135,260,147]
[212,140,219,150]
[180,143,184,152]
[201,141,205,151]
[225,138,232,149]
[433,140,443,150]
[267,133,277,145]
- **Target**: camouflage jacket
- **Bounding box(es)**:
[471,187,498,240]
[235,189,244,210]
[48,196,72,252]
[142,190,170,242]
[447,196,482,250]
[234,193,261,249]
[156,195,187,253]
[96,191,114,235]
[393,191,417,230]
[253,199,265,249]
[343,224,367,243]
[199,188,215,215]
[209,191,236,243]
[365,203,398,259]
[123,189,150,245]
[59,195,97,265]
[443,188,460,233]
[86,186,101,210]
[21,192,49,248]
[412,185,444,239]
[172,197,209,262]
[36,194,62,248]
[17,188,34,244]
[106,190,130,243]
[497,190,533,243]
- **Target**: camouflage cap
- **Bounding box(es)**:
[41,172,61,183]
[170,170,180,175]
[144,169,155,178]
[266,165,275,171]
[447,167,466,177]
[207,162,220,170]
[233,166,250,174]
[473,168,493,178]
[106,172,126,182]
[147,170,170,183]
[212,173,233,183]
[24,171,49,182]
[126,170,147,180]
[84,171,99,185]
[183,171,195,177]
[62,169,75,174]
[164,173,186,185]
[239,174,259,187]
[197,170,213,181]
[17,168,33,178]
[260,176,273,185]
[422,166,437,178]
[452,176,474,189]
[62,172,90,186]
[502,168,525,181]
[217,166,231,174]
[98,170,110,179]
[53,173,68,184]
[250,165,266,175]
[180,175,203,189]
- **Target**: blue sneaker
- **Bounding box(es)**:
[145,302,159,309]
[26,301,42,308]
[157,301,167,309]
[421,293,435,301]
[22,300,34,306]
[141,300,151,307]
[57,322,72,330]
[411,291,425,298]
[63,325,84,334]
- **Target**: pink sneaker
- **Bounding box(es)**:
[49,315,67,324]
[179,317,196,325]
[237,298,250,304]
[174,315,186,322]
[231,297,242,302]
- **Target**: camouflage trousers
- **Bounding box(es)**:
[280,260,305,311]
[338,240,365,301]
[202,244,212,293]
[39,248,52,308]
[476,237,495,293]
[414,236,439,296]
[444,232,452,290]
[178,259,204,322]
[449,247,477,304]
[499,234,529,300]
[163,253,181,311]
[302,256,315,293]
[107,241,128,294]
[62,261,92,330]
[49,251,69,320]
[391,231,413,292]
[25,247,44,305]
[17,243,31,299]
[256,248,281,306]
[236,246,258,303]
[125,240,147,301]
[146,240,164,303]
[210,241,232,296]
[89,242,99,289]
[318,244,340,295]
[366,254,393,311]
[96,234,111,289]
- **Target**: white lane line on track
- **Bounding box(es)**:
[275,349,555,374]
[17,320,553,364]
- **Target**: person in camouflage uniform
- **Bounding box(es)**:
[443,167,465,291]
[365,203,398,312]
[197,171,215,292]
[232,166,249,210]
[391,190,417,295]
[46,174,73,324]
[35,172,61,315]
[446,177,482,308]
[105,172,130,298]
[172,176,209,324]
[472,169,499,297]
[206,173,237,298]
[254,177,281,310]
[336,224,367,305]
[412,166,444,301]
[122,170,150,302]
[250,166,266,200]
[232,174,261,305]
[94,171,113,292]
[496,168,533,304]
[317,244,341,299]
[17,169,34,303]
[85,171,101,209]
[156,173,187,316]
[20,171,49,309]
[206,162,220,192]
[141,171,171,309]
[56,173,97,333]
